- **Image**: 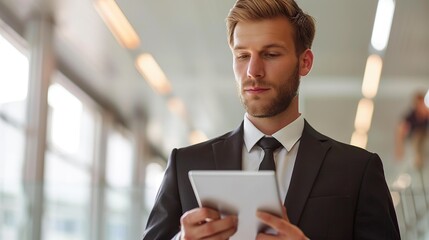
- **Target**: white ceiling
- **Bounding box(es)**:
[1,0,428,179]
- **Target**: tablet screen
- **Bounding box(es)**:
[188,170,283,239]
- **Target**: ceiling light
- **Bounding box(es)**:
[94,0,140,49]
[135,53,172,95]
[354,98,374,133]
[189,130,208,144]
[362,54,383,99]
[167,97,187,119]
[371,0,395,51]
[350,131,368,149]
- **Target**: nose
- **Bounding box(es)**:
[247,56,264,79]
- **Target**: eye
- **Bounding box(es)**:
[235,54,250,61]
[263,52,280,59]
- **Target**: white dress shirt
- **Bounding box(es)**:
[242,113,304,202]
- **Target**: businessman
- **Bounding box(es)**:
[143,0,400,239]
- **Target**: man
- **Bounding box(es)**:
[143,0,400,239]
[395,91,429,170]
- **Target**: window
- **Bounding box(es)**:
[144,161,164,211]
[43,81,98,240]
[106,129,133,189]
[0,32,28,124]
[104,127,134,240]
[0,30,29,240]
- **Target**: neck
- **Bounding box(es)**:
[247,97,300,135]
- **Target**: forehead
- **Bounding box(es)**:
[232,17,295,50]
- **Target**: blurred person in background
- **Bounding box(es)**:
[395,91,429,170]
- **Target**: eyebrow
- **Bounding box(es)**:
[233,43,288,51]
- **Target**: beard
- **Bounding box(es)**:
[238,64,300,118]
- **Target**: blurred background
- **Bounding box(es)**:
[0,0,428,239]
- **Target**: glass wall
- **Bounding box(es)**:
[104,127,134,240]
[144,161,164,211]
[43,82,98,240]
[0,13,167,240]
[0,24,165,239]
[0,31,29,240]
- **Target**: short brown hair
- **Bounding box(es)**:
[226,0,316,55]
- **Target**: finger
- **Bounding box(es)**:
[181,209,238,239]
[193,215,238,239]
[256,232,278,240]
[216,226,238,239]
[256,211,290,233]
[181,207,222,226]
[257,211,307,239]
[180,208,221,239]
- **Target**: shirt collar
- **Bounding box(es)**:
[243,113,304,152]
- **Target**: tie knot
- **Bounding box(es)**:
[257,137,282,151]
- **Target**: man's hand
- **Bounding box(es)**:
[180,207,238,240]
[256,207,307,240]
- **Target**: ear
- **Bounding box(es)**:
[298,49,313,76]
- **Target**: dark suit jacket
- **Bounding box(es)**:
[143,120,400,239]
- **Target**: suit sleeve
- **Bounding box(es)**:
[142,149,183,239]
[354,153,401,239]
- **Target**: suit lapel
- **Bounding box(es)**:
[212,123,243,170]
[285,121,331,225]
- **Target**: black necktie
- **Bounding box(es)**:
[257,137,282,171]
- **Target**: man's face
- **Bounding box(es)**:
[231,17,302,118]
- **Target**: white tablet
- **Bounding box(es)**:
[188,170,283,240]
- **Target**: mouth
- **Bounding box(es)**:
[244,86,270,94]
